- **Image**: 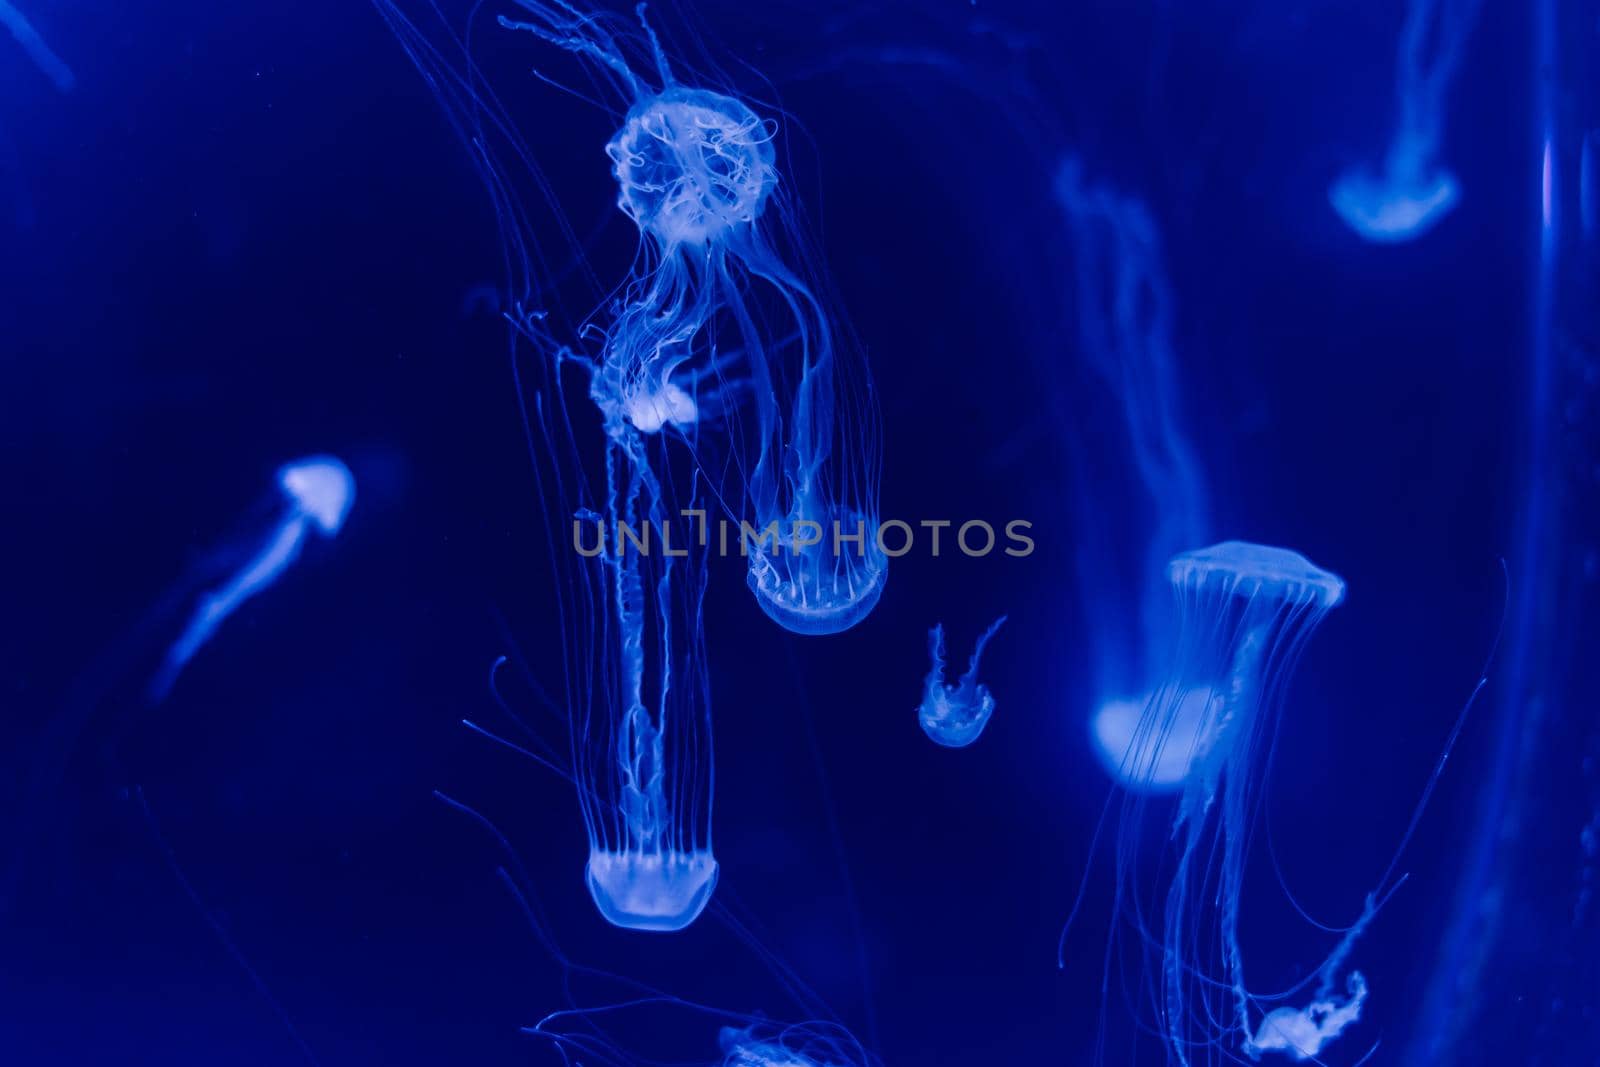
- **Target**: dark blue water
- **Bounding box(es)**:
[2,1,1595,1064]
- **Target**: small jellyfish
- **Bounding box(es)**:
[1,1,74,92]
[1330,0,1482,242]
[148,456,354,704]
[1067,542,1374,1064]
[1055,162,1212,790]
[500,1,888,636]
[917,616,1006,748]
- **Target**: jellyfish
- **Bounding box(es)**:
[3,454,354,916]
[917,615,1006,748]
[1065,542,1376,1064]
[498,1,888,636]
[1,1,74,92]
[371,0,721,932]
[1329,0,1483,242]
[147,456,355,704]
[434,790,878,1067]
[1055,162,1212,791]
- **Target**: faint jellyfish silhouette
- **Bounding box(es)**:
[1066,542,1375,1064]
[1,1,74,91]
[148,456,355,703]
[1330,0,1482,242]
[499,1,888,636]
[917,616,1006,748]
[1054,161,1212,790]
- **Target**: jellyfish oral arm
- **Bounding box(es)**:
[0,2,74,92]
[147,515,312,704]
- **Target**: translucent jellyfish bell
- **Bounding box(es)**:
[608,86,777,248]
[278,455,355,534]
[917,616,1006,748]
[1070,541,1371,1064]
[1089,685,1213,792]
[745,519,888,636]
[1329,163,1461,243]
[586,849,718,933]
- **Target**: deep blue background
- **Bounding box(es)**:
[1,1,1593,1064]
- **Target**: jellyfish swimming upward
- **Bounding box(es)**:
[1330,0,1483,242]
[500,1,887,637]
[917,616,1006,748]
[1073,542,1374,1064]
[148,456,354,704]
[1053,162,1212,792]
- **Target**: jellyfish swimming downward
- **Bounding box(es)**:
[499,0,888,636]
[1067,542,1377,1063]
[1329,0,1483,242]
[917,616,1006,748]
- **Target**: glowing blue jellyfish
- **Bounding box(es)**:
[917,616,1005,748]
[1330,0,1482,242]
[1068,542,1375,1064]
[372,0,721,932]
[1054,161,1212,791]
[499,1,887,636]
[1,1,74,92]
[148,456,354,704]
[573,435,718,933]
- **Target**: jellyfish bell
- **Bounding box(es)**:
[608,86,777,248]
[745,514,888,636]
[1169,540,1346,611]
[585,848,719,933]
[277,455,356,534]
[1089,684,1214,792]
[1329,163,1461,243]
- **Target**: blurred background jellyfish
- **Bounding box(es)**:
[372,0,722,932]
[498,1,887,637]
[917,616,1005,748]
[1329,0,1483,242]
[1069,542,1375,1064]
[1054,161,1212,793]
[1,1,74,92]
[4,454,354,915]
[147,456,354,704]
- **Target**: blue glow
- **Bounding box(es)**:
[1330,0,1482,241]
[1070,542,1373,1064]
[918,615,1006,748]
[374,0,724,932]
[147,455,355,704]
[0,1,74,92]
[500,1,887,637]
[1056,161,1212,790]
[718,1023,871,1066]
